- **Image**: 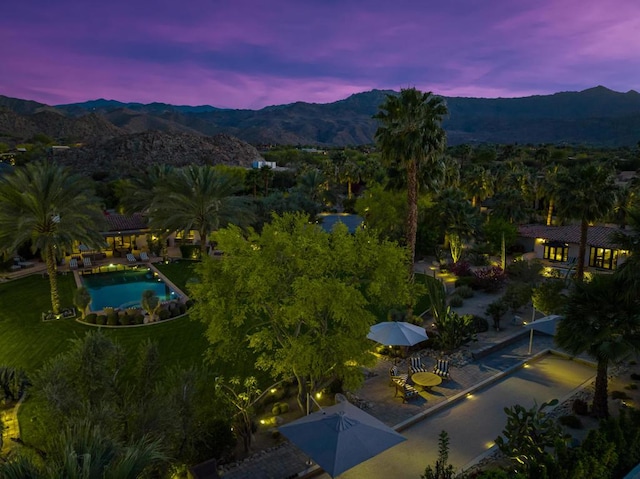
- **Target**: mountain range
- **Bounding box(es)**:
[1,86,640,149]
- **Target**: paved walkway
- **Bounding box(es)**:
[219,328,573,479]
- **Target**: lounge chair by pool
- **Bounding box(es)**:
[140,251,150,262]
[126,253,137,263]
[83,257,92,268]
[69,258,78,269]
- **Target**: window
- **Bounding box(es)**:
[589,247,618,270]
[543,242,568,262]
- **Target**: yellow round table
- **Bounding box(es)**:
[411,372,442,388]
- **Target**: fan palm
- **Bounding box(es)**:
[117,164,174,214]
[555,274,640,418]
[374,88,447,266]
[555,162,618,280]
[0,162,106,314]
[149,165,254,256]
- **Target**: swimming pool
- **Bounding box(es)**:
[81,267,178,311]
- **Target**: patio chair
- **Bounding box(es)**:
[126,253,137,263]
[140,251,150,262]
[433,359,451,379]
[391,378,419,403]
[409,356,428,374]
[389,366,408,386]
[69,258,78,270]
[83,257,92,269]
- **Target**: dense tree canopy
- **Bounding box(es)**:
[189,212,414,410]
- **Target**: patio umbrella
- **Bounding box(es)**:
[367,321,428,347]
[279,401,406,477]
[524,315,562,354]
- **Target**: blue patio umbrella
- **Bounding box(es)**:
[367,321,428,347]
[279,401,406,477]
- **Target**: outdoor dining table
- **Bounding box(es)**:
[411,371,442,389]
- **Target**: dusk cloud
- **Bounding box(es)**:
[1,0,638,108]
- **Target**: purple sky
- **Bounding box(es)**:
[2,0,639,109]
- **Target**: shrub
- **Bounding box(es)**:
[185,299,195,309]
[158,309,171,321]
[133,313,144,325]
[611,390,630,400]
[454,285,474,299]
[572,398,589,415]
[625,383,638,390]
[450,261,472,277]
[473,266,506,292]
[559,414,583,429]
[454,276,476,289]
[271,402,289,415]
[84,313,97,324]
[448,294,464,307]
[119,314,131,326]
[179,244,201,260]
[178,303,187,315]
[505,259,543,283]
[469,315,489,333]
[96,315,107,326]
[106,312,119,326]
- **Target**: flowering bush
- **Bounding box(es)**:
[449,261,473,277]
[473,266,506,292]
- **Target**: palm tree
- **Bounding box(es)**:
[374,88,448,266]
[555,162,618,280]
[555,274,640,418]
[0,422,166,479]
[149,165,254,257]
[461,164,494,208]
[117,164,174,214]
[612,206,640,299]
[0,162,106,314]
[436,188,480,262]
[540,163,567,226]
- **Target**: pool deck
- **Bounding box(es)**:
[218,331,596,479]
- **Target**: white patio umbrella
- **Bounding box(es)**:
[279,401,406,477]
[367,321,428,347]
[524,314,562,354]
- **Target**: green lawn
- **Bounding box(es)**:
[155,259,199,292]
[0,270,208,377]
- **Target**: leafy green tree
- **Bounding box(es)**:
[73,286,92,319]
[555,162,618,280]
[190,212,412,411]
[149,165,255,256]
[531,280,566,315]
[555,274,640,418]
[421,430,456,479]
[495,399,562,478]
[0,161,106,314]
[374,88,448,266]
[355,183,407,244]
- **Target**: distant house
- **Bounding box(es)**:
[251,160,276,169]
[517,224,631,271]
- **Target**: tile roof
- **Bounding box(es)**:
[103,212,148,233]
[518,224,629,249]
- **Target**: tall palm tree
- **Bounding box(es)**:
[149,165,254,257]
[555,274,640,418]
[540,163,567,226]
[555,162,618,280]
[0,162,106,314]
[374,88,448,266]
[612,206,640,299]
[117,164,174,214]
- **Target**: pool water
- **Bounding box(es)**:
[81,268,178,311]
